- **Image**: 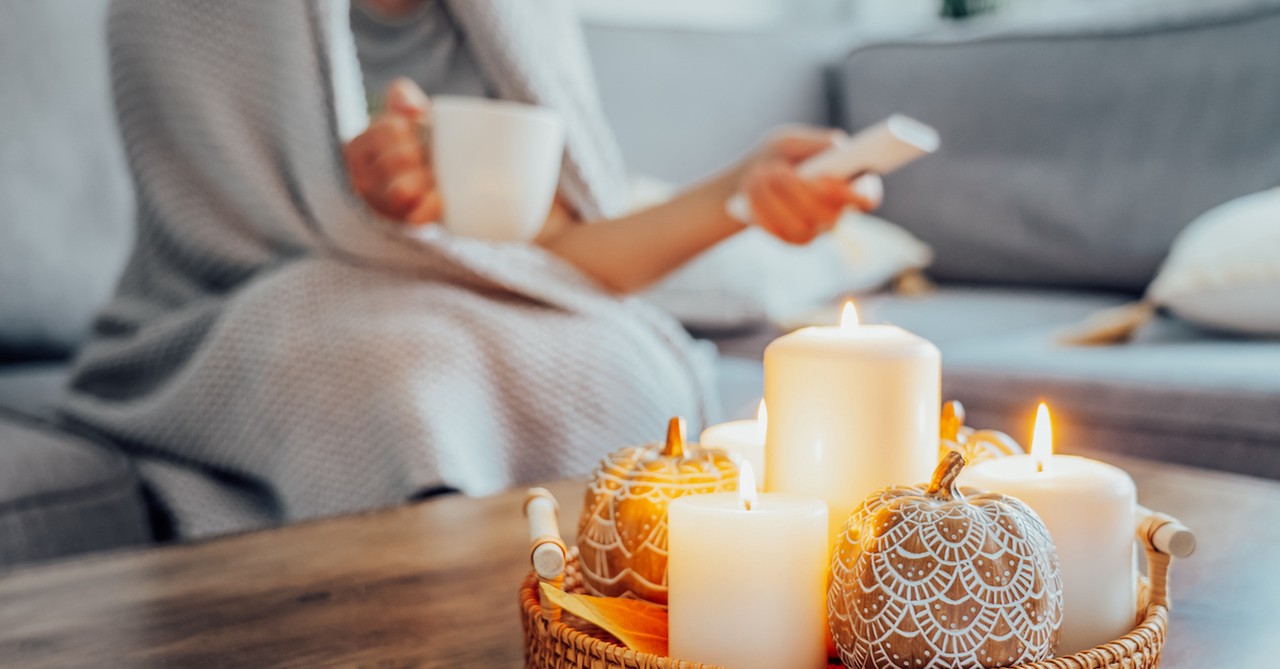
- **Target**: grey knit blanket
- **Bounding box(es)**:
[61,0,716,538]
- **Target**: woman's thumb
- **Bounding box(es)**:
[385,77,430,120]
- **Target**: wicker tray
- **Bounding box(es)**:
[520,512,1181,669]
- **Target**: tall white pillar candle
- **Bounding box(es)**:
[764,302,940,543]
[959,404,1137,655]
[668,463,828,669]
[700,401,767,485]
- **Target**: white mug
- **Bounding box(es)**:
[428,96,565,242]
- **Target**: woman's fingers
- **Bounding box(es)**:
[404,190,443,226]
[741,125,886,246]
[384,79,434,167]
[372,142,426,183]
[374,168,433,219]
[347,116,418,184]
[851,173,883,211]
[343,100,443,224]
[749,163,867,244]
[384,77,431,121]
[747,165,809,245]
[364,114,418,150]
[811,174,883,213]
[766,126,846,163]
[774,169,847,232]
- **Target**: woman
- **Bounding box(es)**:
[61,0,878,538]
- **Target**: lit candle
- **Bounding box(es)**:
[959,404,1138,655]
[699,401,767,485]
[764,301,940,544]
[667,462,828,669]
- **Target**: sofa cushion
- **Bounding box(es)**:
[863,288,1280,478]
[0,410,151,568]
[1147,187,1280,335]
[0,363,71,419]
[833,1,1280,293]
[0,0,134,362]
[859,287,1131,345]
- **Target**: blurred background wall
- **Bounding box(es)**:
[577,0,1170,184]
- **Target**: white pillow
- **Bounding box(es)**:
[633,176,933,330]
[1148,187,1280,335]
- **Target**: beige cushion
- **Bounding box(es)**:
[634,177,933,330]
[1148,188,1280,335]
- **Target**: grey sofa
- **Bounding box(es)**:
[590,0,1280,476]
[829,1,1280,478]
[3,0,1279,568]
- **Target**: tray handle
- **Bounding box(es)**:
[524,487,567,621]
[1135,505,1195,610]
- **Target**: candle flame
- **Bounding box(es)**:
[840,300,860,330]
[1031,403,1053,473]
[739,460,758,511]
[756,400,768,433]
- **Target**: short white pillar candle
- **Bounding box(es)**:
[667,463,829,669]
[959,404,1138,655]
[699,401,767,485]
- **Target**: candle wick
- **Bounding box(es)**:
[743,498,753,511]
[1035,459,1045,474]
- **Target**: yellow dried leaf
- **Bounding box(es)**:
[539,582,668,656]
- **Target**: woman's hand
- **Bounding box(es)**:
[344,78,441,225]
[739,126,883,245]
[535,124,885,294]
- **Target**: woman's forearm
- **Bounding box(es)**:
[345,93,873,287]
[535,167,747,294]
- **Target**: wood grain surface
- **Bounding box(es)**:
[0,455,1275,668]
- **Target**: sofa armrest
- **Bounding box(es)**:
[0,408,152,568]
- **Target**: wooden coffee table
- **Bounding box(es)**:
[0,452,1274,668]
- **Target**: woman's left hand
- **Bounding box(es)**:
[344,78,441,224]
[738,126,883,245]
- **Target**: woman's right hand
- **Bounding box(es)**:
[344,78,442,225]
[737,126,883,245]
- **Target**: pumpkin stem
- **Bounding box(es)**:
[926,451,966,500]
[941,400,966,441]
[663,417,685,458]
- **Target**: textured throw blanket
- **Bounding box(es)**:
[61,0,716,538]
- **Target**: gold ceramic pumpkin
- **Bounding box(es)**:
[829,452,1063,669]
[576,417,738,604]
[940,400,1024,466]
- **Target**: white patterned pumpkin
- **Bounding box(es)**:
[576,417,738,604]
[829,452,1063,669]
[940,400,1024,466]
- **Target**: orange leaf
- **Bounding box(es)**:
[539,582,668,656]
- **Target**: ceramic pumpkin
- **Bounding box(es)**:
[577,417,738,604]
[829,452,1063,669]
[940,400,1024,466]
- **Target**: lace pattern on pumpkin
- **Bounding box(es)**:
[577,445,737,600]
[830,486,1064,669]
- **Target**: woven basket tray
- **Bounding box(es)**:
[520,513,1178,669]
